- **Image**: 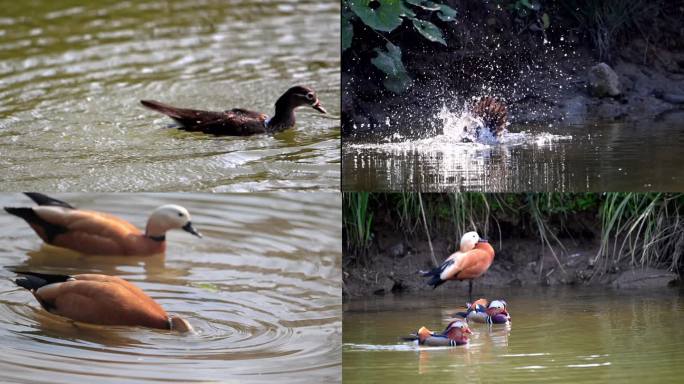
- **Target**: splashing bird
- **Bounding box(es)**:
[465,96,508,139]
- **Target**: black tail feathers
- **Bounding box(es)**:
[14,271,71,291]
[23,193,75,209]
[422,267,446,289]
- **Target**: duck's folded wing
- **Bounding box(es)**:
[141,100,225,126]
[188,109,268,135]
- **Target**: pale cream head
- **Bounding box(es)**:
[459,231,480,252]
[169,315,194,333]
[145,204,202,239]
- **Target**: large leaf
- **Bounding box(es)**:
[519,0,540,11]
[437,4,457,22]
[405,0,440,11]
[342,13,354,51]
[412,18,447,45]
[348,0,404,32]
[371,42,412,94]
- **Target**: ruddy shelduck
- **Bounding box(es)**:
[14,271,193,332]
[4,193,202,256]
[403,319,472,347]
[423,237,495,301]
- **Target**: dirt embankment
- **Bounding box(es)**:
[343,230,680,299]
[342,1,684,136]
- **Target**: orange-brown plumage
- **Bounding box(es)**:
[423,240,496,301]
[15,272,192,332]
[444,241,495,281]
[471,96,507,136]
[4,193,201,256]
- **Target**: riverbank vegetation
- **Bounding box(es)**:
[343,0,684,132]
[343,193,683,283]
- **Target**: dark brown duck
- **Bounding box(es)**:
[140,85,326,136]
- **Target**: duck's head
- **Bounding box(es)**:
[279,85,327,114]
[469,298,489,312]
[169,315,194,333]
[459,231,480,252]
[486,299,508,316]
[146,205,202,240]
[445,320,471,342]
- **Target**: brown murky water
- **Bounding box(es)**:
[0,0,340,192]
[0,193,341,383]
[343,287,684,383]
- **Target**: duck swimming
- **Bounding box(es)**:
[4,193,202,256]
[403,319,472,347]
[140,85,327,135]
[14,271,193,332]
[422,237,495,302]
[454,298,511,325]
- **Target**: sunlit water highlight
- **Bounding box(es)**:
[343,105,683,192]
[0,193,341,383]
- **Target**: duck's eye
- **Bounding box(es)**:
[306,92,314,100]
[178,212,184,217]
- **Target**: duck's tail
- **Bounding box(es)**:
[23,193,75,209]
[471,96,507,135]
[140,100,187,120]
[13,271,71,291]
[421,259,455,289]
[421,267,447,289]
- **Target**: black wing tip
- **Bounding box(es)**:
[4,206,35,219]
[13,271,71,290]
[23,193,74,209]
[427,275,445,289]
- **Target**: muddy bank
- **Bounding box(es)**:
[343,235,680,298]
[342,1,684,136]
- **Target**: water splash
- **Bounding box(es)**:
[349,101,572,152]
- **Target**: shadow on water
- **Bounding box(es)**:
[0,0,340,192]
[0,193,342,383]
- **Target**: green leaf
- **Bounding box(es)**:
[342,13,354,51]
[412,18,447,45]
[520,0,540,11]
[437,4,457,22]
[348,0,404,33]
[371,42,412,94]
[541,12,550,29]
[405,0,440,11]
[400,2,416,17]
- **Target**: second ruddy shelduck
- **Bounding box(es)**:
[14,271,193,332]
[4,193,202,256]
[422,237,495,301]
